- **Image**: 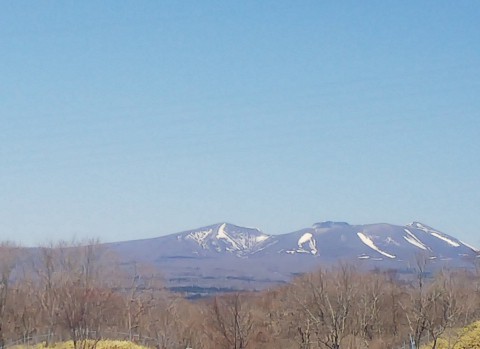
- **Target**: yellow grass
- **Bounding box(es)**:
[12,340,151,349]
[421,321,480,349]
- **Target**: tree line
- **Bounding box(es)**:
[1,240,480,349]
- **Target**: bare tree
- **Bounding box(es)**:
[147,294,183,349]
[423,270,461,349]
[400,254,431,347]
[32,243,63,345]
[55,239,113,349]
[377,271,408,347]
[355,272,385,345]
[117,261,159,341]
[0,242,19,348]
[209,292,254,349]
[9,272,41,345]
[293,264,358,349]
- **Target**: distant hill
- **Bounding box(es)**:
[105,221,479,295]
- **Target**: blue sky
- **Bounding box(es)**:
[1,1,479,246]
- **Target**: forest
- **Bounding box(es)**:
[1,240,480,349]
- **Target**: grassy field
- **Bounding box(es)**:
[421,321,480,349]
[11,340,151,349]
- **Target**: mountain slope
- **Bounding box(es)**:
[259,221,477,262]
[106,221,478,294]
[108,222,270,259]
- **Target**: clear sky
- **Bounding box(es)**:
[1,1,479,247]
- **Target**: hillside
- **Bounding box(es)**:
[105,221,479,293]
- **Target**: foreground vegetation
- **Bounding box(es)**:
[1,240,480,348]
[12,340,149,349]
[421,320,480,349]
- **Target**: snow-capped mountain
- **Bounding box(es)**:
[109,222,271,259]
[259,221,477,261]
[180,223,270,256]
[106,221,478,294]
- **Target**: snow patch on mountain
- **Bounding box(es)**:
[298,233,312,245]
[185,229,213,247]
[430,232,460,247]
[431,232,460,247]
[357,232,396,259]
[460,240,480,252]
[385,237,400,246]
[181,223,273,255]
[297,233,318,254]
[408,222,430,230]
[215,223,241,251]
[403,229,428,250]
[256,235,270,242]
[408,222,460,247]
[216,223,228,239]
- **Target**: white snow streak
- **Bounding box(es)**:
[186,229,212,247]
[403,229,427,250]
[409,222,460,247]
[357,232,396,259]
[430,232,460,247]
[216,223,241,250]
[460,240,480,252]
[298,233,313,245]
[256,235,270,242]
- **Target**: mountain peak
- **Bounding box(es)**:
[407,221,431,229]
[213,222,263,233]
[179,222,270,255]
[313,221,350,229]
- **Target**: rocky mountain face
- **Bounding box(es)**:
[106,221,479,296]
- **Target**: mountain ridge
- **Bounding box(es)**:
[107,220,478,261]
[104,221,478,296]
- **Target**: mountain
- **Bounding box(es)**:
[106,221,479,296]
